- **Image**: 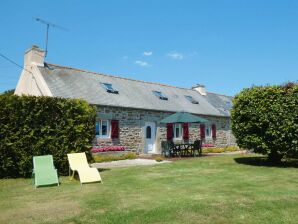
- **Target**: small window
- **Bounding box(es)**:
[146,126,152,139]
[102,83,119,94]
[185,95,199,104]
[173,124,182,139]
[95,120,111,138]
[153,91,168,100]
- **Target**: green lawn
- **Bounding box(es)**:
[0,154,297,224]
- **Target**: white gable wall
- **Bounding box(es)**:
[14,45,52,96]
[14,65,52,96]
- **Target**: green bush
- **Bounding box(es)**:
[0,95,96,177]
[224,146,239,152]
[231,83,298,162]
[93,152,137,163]
[202,147,225,153]
[155,156,164,162]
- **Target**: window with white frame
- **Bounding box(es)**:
[95,120,111,138]
[205,125,212,138]
[173,124,182,139]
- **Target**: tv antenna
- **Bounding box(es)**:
[35,17,68,57]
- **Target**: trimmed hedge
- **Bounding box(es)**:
[231,83,298,162]
[0,95,96,178]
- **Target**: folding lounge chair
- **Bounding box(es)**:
[67,152,102,186]
[32,155,59,188]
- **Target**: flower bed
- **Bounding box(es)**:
[202,143,215,148]
[91,146,125,153]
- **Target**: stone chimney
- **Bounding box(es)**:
[24,45,45,67]
[192,84,206,96]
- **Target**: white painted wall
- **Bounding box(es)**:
[14,46,52,97]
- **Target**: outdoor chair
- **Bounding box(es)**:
[67,152,102,186]
[194,140,202,156]
[32,155,59,188]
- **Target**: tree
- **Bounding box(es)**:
[0,89,15,96]
[231,83,298,162]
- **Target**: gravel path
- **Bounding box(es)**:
[92,158,171,169]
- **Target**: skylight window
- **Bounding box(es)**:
[185,95,199,104]
[225,101,232,107]
[153,91,168,100]
[102,83,119,94]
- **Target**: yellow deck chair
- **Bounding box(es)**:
[67,152,102,185]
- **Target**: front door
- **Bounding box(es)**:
[144,122,156,153]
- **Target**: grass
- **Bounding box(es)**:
[0,154,297,224]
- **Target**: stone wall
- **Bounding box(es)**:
[94,105,236,153]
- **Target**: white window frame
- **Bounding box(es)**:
[173,123,182,140]
[95,120,111,139]
[205,124,212,139]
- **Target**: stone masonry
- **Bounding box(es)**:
[94,105,237,153]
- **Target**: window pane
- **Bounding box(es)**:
[102,120,108,136]
[175,126,179,138]
[103,83,113,90]
[153,91,168,100]
[146,126,151,139]
[95,121,100,136]
[174,124,181,138]
[205,126,210,137]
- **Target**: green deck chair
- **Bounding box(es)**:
[32,155,59,188]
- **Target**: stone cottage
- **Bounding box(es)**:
[15,46,236,153]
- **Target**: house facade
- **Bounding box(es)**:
[15,46,236,153]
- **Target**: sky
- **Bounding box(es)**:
[0,0,297,95]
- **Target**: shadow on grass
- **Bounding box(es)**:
[97,168,110,172]
[234,156,298,168]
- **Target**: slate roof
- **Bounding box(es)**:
[38,63,233,117]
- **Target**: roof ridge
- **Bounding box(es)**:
[207,91,233,98]
[45,62,194,91]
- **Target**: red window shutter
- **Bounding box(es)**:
[200,124,205,139]
[111,120,119,139]
[183,123,189,140]
[212,124,216,139]
[166,123,173,140]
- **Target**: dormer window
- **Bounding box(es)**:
[185,95,199,104]
[102,83,119,94]
[153,91,168,100]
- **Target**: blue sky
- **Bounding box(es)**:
[0,0,297,95]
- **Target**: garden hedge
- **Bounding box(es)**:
[231,83,298,162]
[0,95,96,178]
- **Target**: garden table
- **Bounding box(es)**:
[172,143,198,157]
[161,140,202,157]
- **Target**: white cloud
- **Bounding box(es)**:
[143,51,153,56]
[135,60,150,67]
[167,51,184,60]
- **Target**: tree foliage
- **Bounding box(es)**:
[0,89,15,96]
[231,83,298,162]
[0,95,96,177]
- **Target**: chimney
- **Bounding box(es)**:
[192,84,206,96]
[24,45,45,67]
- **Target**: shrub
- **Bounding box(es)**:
[155,156,164,162]
[202,147,225,153]
[231,83,298,162]
[224,146,239,152]
[93,152,136,163]
[0,95,96,177]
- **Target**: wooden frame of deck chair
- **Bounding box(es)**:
[32,155,59,188]
[67,152,102,186]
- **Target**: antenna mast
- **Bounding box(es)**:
[35,17,68,57]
